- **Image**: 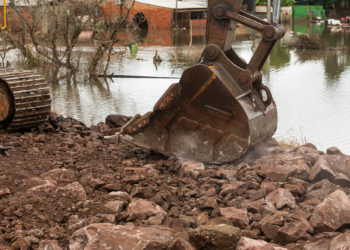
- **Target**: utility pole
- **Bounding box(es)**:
[267,0,271,22]
[252,0,256,14]
[175,0,178,29]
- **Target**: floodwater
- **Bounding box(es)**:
[50,20,350,154]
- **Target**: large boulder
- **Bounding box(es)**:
[309,190,350,232]
[309,155,350,187]
[70,223,174,250]
[328,231,350,249]
[255,155,310,181]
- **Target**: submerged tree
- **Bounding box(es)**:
[1,0,137,83]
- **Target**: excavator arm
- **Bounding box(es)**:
[121,0,285,163]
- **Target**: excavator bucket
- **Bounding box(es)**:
[121,0,284,163]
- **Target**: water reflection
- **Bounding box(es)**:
[269,42,291,70]
[50,20,350,154]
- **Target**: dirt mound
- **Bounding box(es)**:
[1,114,350,249]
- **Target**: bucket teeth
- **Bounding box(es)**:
[153,83,181,111]
[122,112,151,135]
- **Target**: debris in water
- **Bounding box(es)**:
[290,34,322,50]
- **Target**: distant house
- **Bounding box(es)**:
[102,0,208,30]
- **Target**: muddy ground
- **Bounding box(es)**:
[1,114,350,250]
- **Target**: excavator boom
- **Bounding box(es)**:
[121,0,284,163]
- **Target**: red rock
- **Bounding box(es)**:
[265,167,290,182]
[265,188,296,209]
[241,229,260,239]
[220,181,247,196]
[28,177,57,193]
[247,189,266,200]
[146,213,165,225]
[260,212,286,241]
[0,188,10,198]
[96,122,110,133]
[256,158,310,181]
[97,214,116,224]
[216,169,236,181]
[303,232,340,250]
[104,200,124,214]
[309,190,350,232]
[70,224,174,250]
[168,237,196,250]
[34,134,46,142]
[105,114,130,128]
[260,202,276,217]
[41,168,78,183]
[329,231,350,250]
[0,243,9,250]
[10,237,30,250]
[122,175,141,184]
[58,182,86,201]
[237,237,287,250]
[200,197,217,209]
[310,155,350,187]
[241,198,264,213]
[189,224,241,250]
[261,181,280,194]
[326,147,342,155]
[220,207,249,229]
[284,183,305,198]
[38,240,62,250]
[305,179,340,201]
[108,191,131,202]
[179,161,205,179]
[277,218,313,244]
[197,212,209,225]
[103,183,123,191]
[124,167,148,176]
[127,198,167,220]
[309,157,336,183]
[302,143,318,150]
[80,175,105,189]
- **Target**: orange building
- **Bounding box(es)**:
[102,0,207,30]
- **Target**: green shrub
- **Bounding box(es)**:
[256,0,296,6]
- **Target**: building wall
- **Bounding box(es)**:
[0,6,32,32]
[101,1,174,30]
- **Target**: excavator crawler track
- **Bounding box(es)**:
[0,69,51,132]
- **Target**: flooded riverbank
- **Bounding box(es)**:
[49,20,350,154]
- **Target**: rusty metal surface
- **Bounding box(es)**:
[121,0,284,163]
[0,69,51,132]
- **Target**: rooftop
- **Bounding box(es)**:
[136,0,207,10]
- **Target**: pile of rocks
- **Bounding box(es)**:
[0,114,350,249]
